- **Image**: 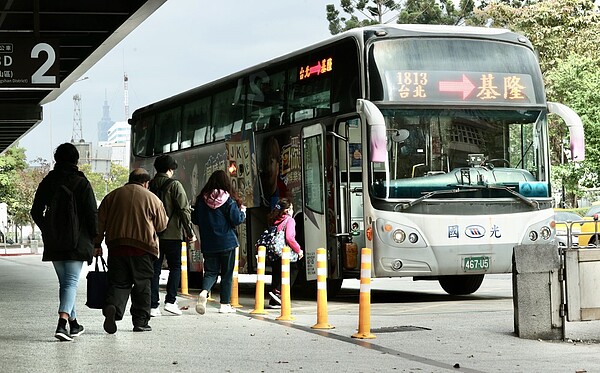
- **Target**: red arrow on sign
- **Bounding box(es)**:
[438,74,476,100]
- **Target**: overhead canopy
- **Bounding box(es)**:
[0,0,167,154]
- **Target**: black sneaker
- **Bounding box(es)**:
[69,319,84,337]
[55,319,73,342]
[268,299,281,309]
[268,291,281,306]
[133,324,152,332]
[102,305,117,334]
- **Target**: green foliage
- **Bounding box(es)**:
[327,0,401,34]
[79,162,129,201]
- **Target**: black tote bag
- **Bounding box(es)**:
[86,256,109,309]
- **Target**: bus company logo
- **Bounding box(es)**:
[448,225,459,238]
[465,225,486,238]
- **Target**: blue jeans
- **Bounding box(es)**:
[202,248,235,304]
[52,260,84,319]
[151,239,182,308]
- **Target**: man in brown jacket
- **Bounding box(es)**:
[94,168,168,334]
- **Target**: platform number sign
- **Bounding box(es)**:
[0,38,59,88]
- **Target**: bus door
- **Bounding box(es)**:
[333,117,364,275]
[300,123,327,281]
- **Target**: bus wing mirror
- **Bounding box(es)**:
[357,99,387,162]
[548,102,585,162]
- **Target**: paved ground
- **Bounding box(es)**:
[1,253,599,373]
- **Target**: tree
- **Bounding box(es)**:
[472,0,600,204]
[14,159,50,235]
[79,162,129,201]
[327,0,401,34]
[326,0,476,34]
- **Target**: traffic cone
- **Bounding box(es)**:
[231,246,242,308]
[276,246,295,321]
[352,248,375,339]
[180,241,189,295]
[250,245,268,314]
[312,247,333,329]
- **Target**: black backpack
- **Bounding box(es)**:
[149,178,175,203]
[45,177,83,251]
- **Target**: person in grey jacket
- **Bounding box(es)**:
[149,155,195,316]
[31,143,98,341]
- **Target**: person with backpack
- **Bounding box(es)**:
[265,198,303,308]
[192,170,246,314]
[149,155,195,317]
[30,143,98,342]
[94,168,168,334]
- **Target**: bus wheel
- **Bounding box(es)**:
[438,274,484,295]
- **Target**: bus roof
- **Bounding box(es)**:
[130,24,533,121]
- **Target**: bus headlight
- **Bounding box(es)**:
[529,230,538,241]
[392,229,406,243]
[540,226,551,240]
[408,233,419,243]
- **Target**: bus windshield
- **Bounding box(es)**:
[369,108,547,199]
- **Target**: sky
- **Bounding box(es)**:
[19,0,334,163]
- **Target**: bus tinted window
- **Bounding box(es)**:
[133,115,154,157]
[212,86,243,141]
[154,107,181,154]
[182,96,211,147]
[247,70,285,130]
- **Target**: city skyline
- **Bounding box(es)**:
[19,0,333,163]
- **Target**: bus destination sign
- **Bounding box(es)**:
[384,70,536,104]
[0,38,59,88]
[299,57,333,81]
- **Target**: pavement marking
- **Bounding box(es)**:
[239,310,486,373]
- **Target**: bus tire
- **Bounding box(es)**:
[438,274,484,295]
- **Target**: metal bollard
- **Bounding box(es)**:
[312,247,334,329]
[231,246,242,308]
[250,245,268,314]
[351,247,375,339]
[180,241,189,295]
[276,246,295,321]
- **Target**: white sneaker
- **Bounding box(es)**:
[150,307,161,317]
[196,290,207,315]
[218,304,236,314]
[164,301,182,316]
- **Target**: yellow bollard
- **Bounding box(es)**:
[180,241,189,295]
[231,246,242,308]
[312,247,333,329]
[250,245,268,314]
[276,246,295,321]
[351,247,375,339]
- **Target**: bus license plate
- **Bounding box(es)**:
[463,256,490,271]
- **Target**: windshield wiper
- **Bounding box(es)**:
[394,184,539,212]
[454,184,538,208]
[394,188,477,211]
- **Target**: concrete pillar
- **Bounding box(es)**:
[512,244,562,340]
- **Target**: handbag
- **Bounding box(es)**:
[86,256,109,309]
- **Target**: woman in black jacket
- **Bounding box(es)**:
[31,143,98,341]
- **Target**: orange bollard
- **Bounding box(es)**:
[180,241,189,295]
[230,246,242,308]
[351,248,375,339]
[312,247,334,329]
[276,246,295,321]
[250,245,268,314]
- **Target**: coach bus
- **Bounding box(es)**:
[129,24,584,295]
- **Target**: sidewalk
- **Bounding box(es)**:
[1,254,600,372]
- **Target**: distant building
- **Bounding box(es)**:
[97,121,131,167]
[97,97,115,142]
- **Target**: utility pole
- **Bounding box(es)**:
[71,94,84,143]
